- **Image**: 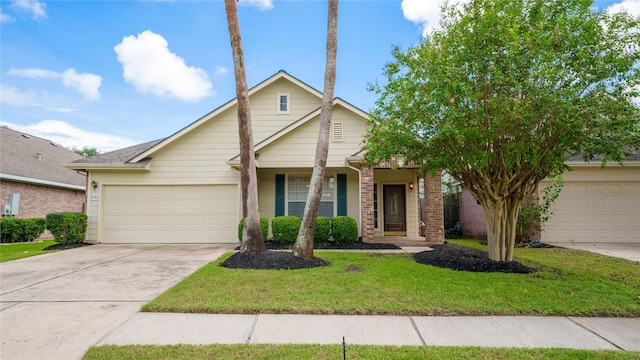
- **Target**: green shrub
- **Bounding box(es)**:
[0,217,46,243]
[331,216,358,245]
[237,217,269,242]
[45,212,87,245]
[271,216,301,244]
[313,216,331,243]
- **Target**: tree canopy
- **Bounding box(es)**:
[365,0,640,261]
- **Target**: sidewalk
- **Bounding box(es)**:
[99,313,640,351]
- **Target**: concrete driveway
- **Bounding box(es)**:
[545,242,640,262]
[0,243,235,360]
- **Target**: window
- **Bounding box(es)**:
[287,174,334,218]
[277,93,290,114]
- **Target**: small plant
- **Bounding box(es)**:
[313,216,331,243]
[331,216,358,245]
[0,217,46,243]
[237,217,269,242]
[45,212,88,245]
[271,216,301,244]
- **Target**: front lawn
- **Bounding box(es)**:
[0,240,59,262]
[82,344,638,360]
[143,240,640,317]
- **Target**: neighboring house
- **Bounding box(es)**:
[459,155,640,243]
[0,126,86,220]
[66,71,444,245]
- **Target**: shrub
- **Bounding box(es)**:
[237,217,269,242]
[271,216,301,244]
[313,216,331,243]
[46,212,88,245]
[0,217,46,243]
[331,216,358,245]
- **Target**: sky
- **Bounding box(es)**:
[1,0,639,152]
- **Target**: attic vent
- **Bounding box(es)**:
[50,142,57,147]
[21,134,30,139]
[332,122,344,142]
[35,152,43,161]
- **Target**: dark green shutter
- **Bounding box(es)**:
[275,174,285,216]
[337,173,347,216]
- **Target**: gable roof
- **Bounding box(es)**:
[66,139,163,170]
[1,126,86,189]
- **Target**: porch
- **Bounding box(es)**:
[366,235,437,247]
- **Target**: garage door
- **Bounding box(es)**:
[102,185,238,243]
[542,182,640,243]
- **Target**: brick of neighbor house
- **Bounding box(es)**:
[423,172,445,245]
[360,165,375,242]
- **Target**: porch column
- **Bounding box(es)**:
[424,171,445,245]
[360,165,375,242]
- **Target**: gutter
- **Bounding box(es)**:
[0,173,86,191]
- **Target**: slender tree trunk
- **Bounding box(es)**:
[481,197,521,261]
[292,0,339,259]
[224,0,265,254]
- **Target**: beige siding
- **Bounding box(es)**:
[257,107,366,168]
[541,165,640,243]
[100,184,238,244]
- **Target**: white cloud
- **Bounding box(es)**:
[214,66,228,75]
[607,0,640,17]
[0,120,140,152]
[0,84,41,107]
[11,0,46,19]
[0,8,15,23]
[7,67,102,101]
[114,30,213,103]
[238,0,274,11]
[401,0,470,37]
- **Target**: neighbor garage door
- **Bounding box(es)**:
[101,185,238,243]
[542,181,640,243]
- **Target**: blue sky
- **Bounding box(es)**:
[1,0,638,152]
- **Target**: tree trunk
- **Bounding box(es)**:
[224,0,265,254]
[481,197,521,261]
[292,0,339,259]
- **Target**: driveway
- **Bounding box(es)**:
[0,243,235,360]
[545,242,640,262]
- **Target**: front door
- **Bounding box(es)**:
[383,185,406,235]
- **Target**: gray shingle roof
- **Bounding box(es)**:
[71,138,164,165]
[0,126,85,187]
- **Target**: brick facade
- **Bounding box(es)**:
[0,180,85,219]
[423,173,445,244]
[360,165,375,242]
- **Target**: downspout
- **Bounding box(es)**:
[345,160,362,239]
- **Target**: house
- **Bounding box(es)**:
[0,126,86,219]
[65,71,444,245]
[458,155,640,243]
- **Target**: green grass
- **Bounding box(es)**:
[0,240,59,262]
[143,239,640,317]
[82,344,640,360]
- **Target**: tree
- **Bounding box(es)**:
[224,0,265,254]
[365,0,640,261]
[72,146,100,157]
[292,0,339,259]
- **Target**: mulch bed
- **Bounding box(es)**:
[224,241,536,273]
[413,243,536,273]
[233,240,401,251]
[43,242,92,251]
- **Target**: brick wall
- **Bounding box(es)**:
[360,165,375,242]
[0,180,85,219]
[459,188,487,238]
[423,173,444,245]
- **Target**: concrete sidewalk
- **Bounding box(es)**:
[99,313,640,351]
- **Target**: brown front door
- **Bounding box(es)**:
[383,185,406,234]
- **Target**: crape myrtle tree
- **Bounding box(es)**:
[364,0,640,261]
[292,0,339,259]
[225,0,265,254]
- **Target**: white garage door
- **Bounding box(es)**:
[542,182,640,243]
[102,185,238,244]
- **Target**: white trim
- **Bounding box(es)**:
[277,93,291,114]
[0,173,85,191]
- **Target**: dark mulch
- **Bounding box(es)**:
[413,243,536,273]
[44,242,92,251]
[233,240,401,251]
[221,251,330,270]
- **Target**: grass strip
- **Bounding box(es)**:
[0,240,59,262]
